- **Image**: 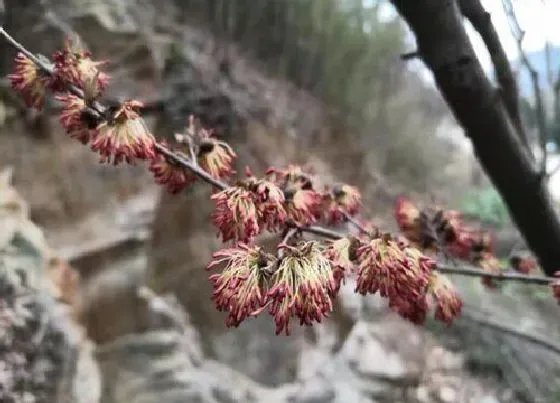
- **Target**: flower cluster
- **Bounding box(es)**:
[395,198,504,288]
[91,100,156,165]
[355,233,443,324]
[208,242,340,335]
[207,244,271,327]
[210,171,288,243]
[268,241,339,335]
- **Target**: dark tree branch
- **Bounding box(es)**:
[458,0,529,152]
[390,0,560,276]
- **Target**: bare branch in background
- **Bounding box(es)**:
[389,0,560,277]
[461,308,560,356]
[502,0,549,178]
[458,0,529,152]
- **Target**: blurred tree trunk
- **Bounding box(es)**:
[390,0,560,276]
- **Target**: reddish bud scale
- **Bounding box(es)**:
[57,94,96,144]
[8,53,50,109]
[90,100,156,165]
[211,187,260,243]
[207,244,270,327]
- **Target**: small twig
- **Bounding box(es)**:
[277,228,298,260]
[343,213,370,235]
[400,51,420,61]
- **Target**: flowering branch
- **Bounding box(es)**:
[2,26,559,336]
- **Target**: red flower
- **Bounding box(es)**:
[394,197,422,243]
[90,100,156,165]
[268,241,337,335]
[323,184,362,224]
[149,142,196,193]
[57,94,98,144]
[211,186,260,243]
[429,272,463,325]
[8,53,50,109]
[52,40,109,95]
[207,244,271,327]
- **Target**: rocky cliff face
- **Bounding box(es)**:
[1,1,560,403]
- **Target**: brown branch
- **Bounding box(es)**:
[389,0,560,277]
[0,25,555,287]
[458,0,529,151]
[502,0,549,177]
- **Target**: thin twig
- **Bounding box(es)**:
[343,212,370,235]
[153,143,227,189]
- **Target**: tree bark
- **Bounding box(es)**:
[390,0,560,276]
